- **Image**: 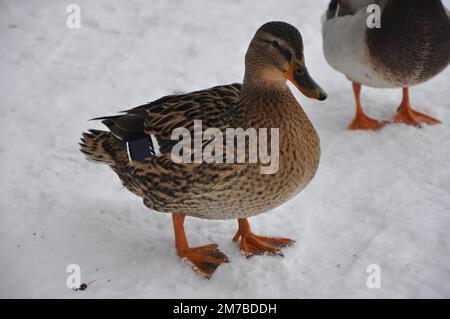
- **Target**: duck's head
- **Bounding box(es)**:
[244,21,327,101]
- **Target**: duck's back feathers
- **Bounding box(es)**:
[92,84,242,153]
[141,83,242,150]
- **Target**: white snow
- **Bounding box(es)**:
[1,0,449,298]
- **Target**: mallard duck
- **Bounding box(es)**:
[80,21,327,278]
[322,0,450,130]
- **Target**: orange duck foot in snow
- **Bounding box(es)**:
[348,82,388,131]
[172,214,229,279]
[233,218,295,257]
[393,87,441,127]
[172,214,295,278]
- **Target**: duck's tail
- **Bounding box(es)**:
[79,129,126,165]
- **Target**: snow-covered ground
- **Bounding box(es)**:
[1,0,449,298]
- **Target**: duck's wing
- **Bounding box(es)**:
[94,84,242,153]
[92,83,248,207]
[137,84,242,153]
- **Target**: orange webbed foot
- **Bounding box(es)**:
[392,87,441,127]
[172,214,228,279]
[233,219,295,257]
[393,107,441,127]
[348,113,388,131]
[183,244,229,279]
[348,82,388,131]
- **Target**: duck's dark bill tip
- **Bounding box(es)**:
[318,92,328,101]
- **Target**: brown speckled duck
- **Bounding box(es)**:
[80,22,327,278]
[323,0,450,130]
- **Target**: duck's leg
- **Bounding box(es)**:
[393,87,441,126]
[233,218,295,257]
[348,82,387,131]
[172,213,228,279]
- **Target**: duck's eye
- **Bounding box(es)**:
[295,68,305,76]
[271,41,280,48]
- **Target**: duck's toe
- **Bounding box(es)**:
[235,233,295,258]
[184,244,229,279]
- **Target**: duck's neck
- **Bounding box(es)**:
[239,79,300,129]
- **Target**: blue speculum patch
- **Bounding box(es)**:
[127,137,155,162]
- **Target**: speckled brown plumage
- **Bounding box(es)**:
[80,21,322,221]
[81,83,320,220]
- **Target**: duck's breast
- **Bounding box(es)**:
[365,1,450,87]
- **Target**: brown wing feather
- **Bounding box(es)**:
[142,83,242,145]
[83,83,247,213]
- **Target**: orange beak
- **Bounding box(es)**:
[283,58,327,101]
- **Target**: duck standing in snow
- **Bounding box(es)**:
[322,0,450,130]
[80,22,327,278]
